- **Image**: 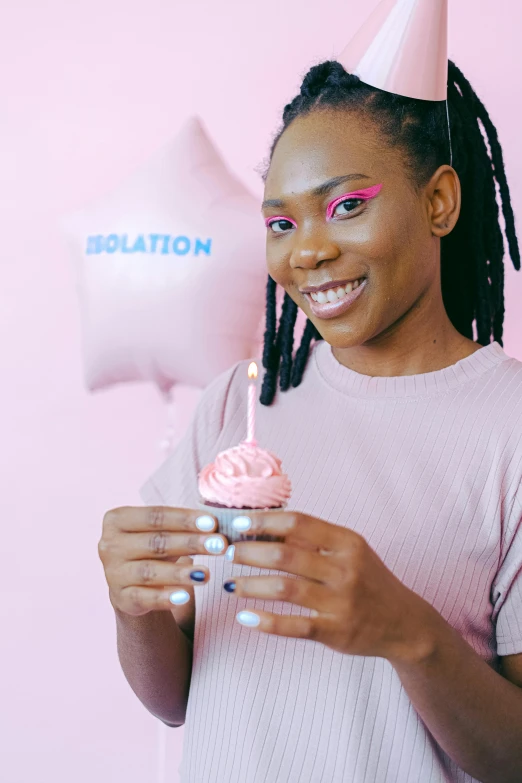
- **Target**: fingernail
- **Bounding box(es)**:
[169,590,190,605]
[225,545,235,562]
[190,570,206,582]
[204,536,225,554]
[223,580,236,593]
[236,610,260,627]
[232,515,252,532]
[195,515,215,532]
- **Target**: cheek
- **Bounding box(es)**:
[266,240,291,284]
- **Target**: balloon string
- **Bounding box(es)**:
[157,386,176,782]
[159,387,176,456]
[156,721,167,783]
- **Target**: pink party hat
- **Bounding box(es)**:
[338,0,448,101]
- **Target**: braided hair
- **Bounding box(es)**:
[259,60,520,406]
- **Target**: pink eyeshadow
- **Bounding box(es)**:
[264,215,297,228]
[326,183,383,221]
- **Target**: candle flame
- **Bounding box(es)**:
[248,361,258,380]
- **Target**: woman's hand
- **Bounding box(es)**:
[224,511,439,665]
[98,506,228,617]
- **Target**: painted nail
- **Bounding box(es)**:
[190,570,206,582]
[232,515,252,532]
[195,515,215,532]
[204,536,225,554]
[223,580,236,593]
[236,610,260,627]
[225,544,235,562]
[169,590,190,605]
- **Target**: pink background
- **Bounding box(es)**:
[1,1,521,781]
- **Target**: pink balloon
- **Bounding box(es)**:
[63,117,267,392]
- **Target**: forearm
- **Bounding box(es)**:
[114,608,192,727]
[390,601,522,783]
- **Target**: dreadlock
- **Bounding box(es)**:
[259,60,520,406]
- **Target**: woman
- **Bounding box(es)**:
[99,60,522,782]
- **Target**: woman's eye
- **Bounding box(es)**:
[268,219,295,233]
[331,198,364,218]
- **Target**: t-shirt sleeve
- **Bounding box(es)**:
[139,360,245,508]
[491,484,522,656]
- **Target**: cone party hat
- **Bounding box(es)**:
[338,0,448,101]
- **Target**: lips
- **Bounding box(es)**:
[300,277,366,294]
[304,277,368,320]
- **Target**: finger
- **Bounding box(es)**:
[232,511,363,557]
[235,608,322,641]
[123,530,228,560]
[224,574,336,613]
[122,559,212,587]
[104,506,218,534]
[119,585,195,616]
[232,541,343,585]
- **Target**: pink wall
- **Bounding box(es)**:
[1,1,521,781]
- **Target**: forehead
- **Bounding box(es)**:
[265,109,403,196]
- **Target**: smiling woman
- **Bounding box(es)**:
[110,7,522,783]
[259,60,520,405]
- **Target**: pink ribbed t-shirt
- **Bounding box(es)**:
[140,340,522,783]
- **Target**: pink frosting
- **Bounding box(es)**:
[198,441,292,509]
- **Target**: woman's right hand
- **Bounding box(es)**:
[98,506,228,617]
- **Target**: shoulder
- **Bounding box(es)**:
[490,349,522,412]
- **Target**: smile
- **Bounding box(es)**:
[303,278,368,320]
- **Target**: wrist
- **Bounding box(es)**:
[387,596,444,669]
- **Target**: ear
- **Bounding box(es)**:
[426,165,461,237]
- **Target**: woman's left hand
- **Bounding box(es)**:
[224,511,440,665]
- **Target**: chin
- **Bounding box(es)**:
[312,323,366,350]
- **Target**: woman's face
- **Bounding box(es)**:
[262,109,455,349]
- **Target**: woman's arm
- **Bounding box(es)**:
[391,604,522,783]
[115,605,193,727]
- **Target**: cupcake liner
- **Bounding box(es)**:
[197,502,286,544]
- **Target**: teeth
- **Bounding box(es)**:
[310,278,364,304]
[326,289,338,303]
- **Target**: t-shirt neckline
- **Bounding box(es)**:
[313,340,510,399]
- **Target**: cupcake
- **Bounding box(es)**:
[198,440,292,543]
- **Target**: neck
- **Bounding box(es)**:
[331,280,478,378]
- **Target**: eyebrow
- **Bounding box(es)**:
[261,173,371,211]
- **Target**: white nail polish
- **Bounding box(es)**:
[237,610,260,627]
[204,536,225,554]
[195,515,215,532]
[232,515,252,532]
[225,545,235,562]
[169,590,190,605]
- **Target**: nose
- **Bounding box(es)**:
[289,232,341,270]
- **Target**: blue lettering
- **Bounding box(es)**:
[194,238,212,256]
[149,234,161,253]
[131,234,146,253]
[105,234,119,253]
[86,235,103,254]
[172,236,191,255]
[86,233,212,257]
[120,234,132,253]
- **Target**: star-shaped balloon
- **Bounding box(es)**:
[63,116,267,392]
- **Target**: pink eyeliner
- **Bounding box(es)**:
[326,183,383,221]
[265,215,297,228]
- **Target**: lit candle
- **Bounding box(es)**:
[246,362,258,444]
